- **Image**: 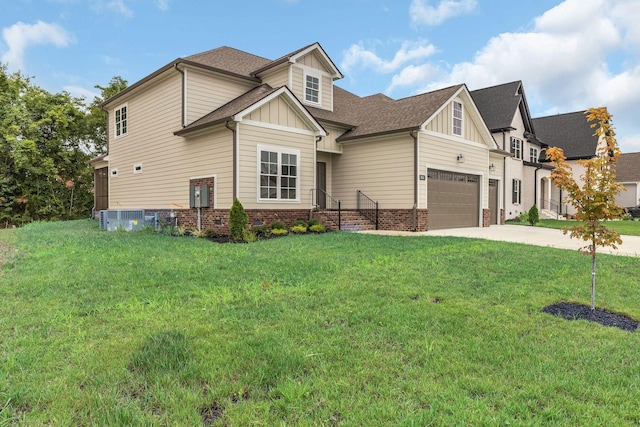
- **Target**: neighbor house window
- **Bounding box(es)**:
[529,147,539,163]
[259,146,299,201]
[133,163,143,174]
[453,101,463,136]
[510,137,522,159]
[115,104,128,137]
[512,179,522,204]
[305,74,320,104]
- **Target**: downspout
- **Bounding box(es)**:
[225,121,238,200]
[501,130,507,221]
[174,63,186,128]
[410,130,419,232]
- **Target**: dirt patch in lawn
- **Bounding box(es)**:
[0,236,15,269]
[542,302,639,332]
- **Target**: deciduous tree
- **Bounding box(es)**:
[546,107,625,310]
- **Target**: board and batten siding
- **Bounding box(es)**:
[185,66,256,125]
[291,64,333,111]
[419,132,490,210]
[332,134,414,209]
[237,123,316,210]
[426,101,485,144]
[108,71,235,209]
[246,97,309,130]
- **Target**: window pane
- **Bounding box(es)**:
[261,151,269,162]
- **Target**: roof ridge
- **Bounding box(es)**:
[534,110,589,120]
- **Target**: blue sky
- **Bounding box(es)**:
[3,0,640,152]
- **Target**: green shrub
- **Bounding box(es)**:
[292,219,307,227]
[307,218,320,227]
[290,224,307,234]
[252,224,270,237]
[271,228,288,236]
[309,224,326,233]
[527,205,539,226]
[270,221,286,230]
[203,227,217,238]
[229,199,248,241]
[515,212,528,223]
[243,230,257,242]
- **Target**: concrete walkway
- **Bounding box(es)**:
[359,225,640,257]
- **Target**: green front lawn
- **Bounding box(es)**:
[1,221,639,425]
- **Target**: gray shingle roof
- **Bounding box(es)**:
[616,152,640,182]
[470,81,523,131]
[175,85,280,135]
[309,85,463,141]
[533,111,599,159]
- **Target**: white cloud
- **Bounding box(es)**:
[1,21,74,71]
[341,40,436,74]
[410,0,477,27]
[63,85,101,101]
[106,0,133,18]
[156,0,169,11]
[386,63,440,94]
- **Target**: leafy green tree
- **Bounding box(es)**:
[546,107,625,310]
[0,66,95,225]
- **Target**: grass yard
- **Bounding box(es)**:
[1,221,640,426]
[510,218,640,237]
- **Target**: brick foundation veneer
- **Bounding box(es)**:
[483,209,490,227]
[176,208,312,235]
[377,209,429,232]
[500,209,505,225]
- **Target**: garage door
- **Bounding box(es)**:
[427,169,479,230]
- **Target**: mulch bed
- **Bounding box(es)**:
[542,302,639,332]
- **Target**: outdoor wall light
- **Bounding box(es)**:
[489,163,496,171]
[456,154,465,163]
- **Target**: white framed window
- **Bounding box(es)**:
[453,101,463,136]
[511,137,522,159]
[133,163,143,174]
[512,179,522,204]
[111,168,118,177]
[114,104,128,137]
[305,74,320,104]
[529,147,539,163]
[258,146,300,202]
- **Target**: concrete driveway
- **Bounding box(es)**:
[360,225,640,257]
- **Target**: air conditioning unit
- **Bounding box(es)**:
[100,209,146,231]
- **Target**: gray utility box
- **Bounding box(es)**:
[99,209,146,231]
[190,185,210,208]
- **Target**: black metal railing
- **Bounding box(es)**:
[313,188,341,230]
[357,190,379,230]
[541,198,561,219]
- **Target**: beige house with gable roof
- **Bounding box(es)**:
[93,42,507,232]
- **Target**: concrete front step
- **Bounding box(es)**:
[540,209,565,220]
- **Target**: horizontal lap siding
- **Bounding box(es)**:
[317,123,346,153]
[332,135,414,209]
[237,123,315,210]
[108,72,234,209]
[185,67,256,124]
[261,68,289,90]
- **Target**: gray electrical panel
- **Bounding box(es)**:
[190,185,210,208]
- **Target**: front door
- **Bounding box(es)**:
[316,162,327,209]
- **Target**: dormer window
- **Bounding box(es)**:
[453,101,463,136]
[305,74,320,104]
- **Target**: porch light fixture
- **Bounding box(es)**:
[489,163,496,171]
[456,154,465,163]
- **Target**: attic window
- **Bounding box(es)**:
[453,101,463,136]
[305,75,320,104]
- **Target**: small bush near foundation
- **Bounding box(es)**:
[527,205,539,226]
[292,219,307,227]
[309,224,326,233]
[270,221,286,230]
[271,228,288,236]
[290,224,307,234]
[203,228,217,238]
[229,199,248,241]
[243,230,257,242]
[252,224,270,237]
[308,218,320,227]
